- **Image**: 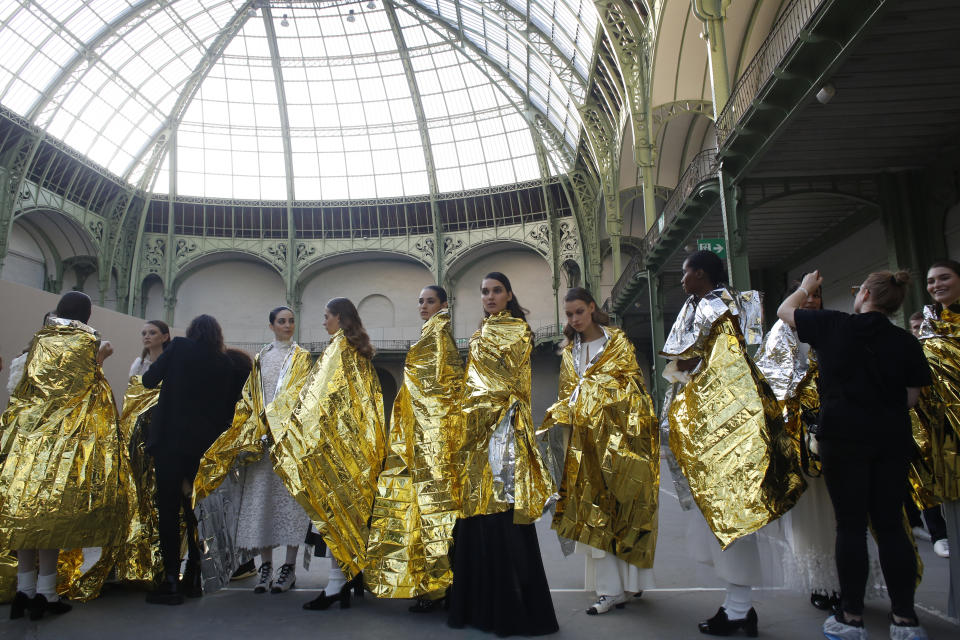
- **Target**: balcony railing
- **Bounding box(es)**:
[715,0,825,145]
[609,148,718,308]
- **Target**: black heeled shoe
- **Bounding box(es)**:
[698,607,758,637]
[303,582,352,611]
[9,591,30,619]
[408,595,446,613]
[810,591,832,610]
[145,576,185,606]
[351,572,364,598]
[829,592,841,615]
[28,594,72,621]
[180,562,203,598]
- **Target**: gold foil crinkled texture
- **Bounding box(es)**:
[458,312,556,525]
[0,321,128,553]
[365,310,464,599]
[666,311,806,548]
[271,331,386,578]
[194,346,313,502]
[60,377,164,601]
[540,327,660,569]
[662,289,764,359]
[915,305,960,502]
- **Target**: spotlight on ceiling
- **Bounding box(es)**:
[367,1,376,9]
[815,83,836,104]
[280,13,290,27]
[247,8,257,17]
[347,8,356,22]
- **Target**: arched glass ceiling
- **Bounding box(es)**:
[0,0,598,202]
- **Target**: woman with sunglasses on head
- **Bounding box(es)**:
[779,269,931,640]
[194,306,313,594]
[540,287,659,616]
[661,250,804,637]
[914,259,960,620]
[365,285,464,612]
[447,272,558,636]
[270,298,386,611]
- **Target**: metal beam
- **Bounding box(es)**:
[262,5,300,310]
[27,0,166,124]
[383,0,445,285]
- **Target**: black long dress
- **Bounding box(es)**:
[447,509,559,637]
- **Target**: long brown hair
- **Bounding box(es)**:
[186,314,225,353]
[327,297,375,360]
[862,270,911,315]
[561,287,609,343]
[140,319,171,359]
[482,271,529,322]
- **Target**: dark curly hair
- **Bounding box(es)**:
[326,297,375,360]
[55,291,92,324]
[186,314,225,353]
[684,250,727,288]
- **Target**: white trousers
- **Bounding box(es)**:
[580,544,654,596]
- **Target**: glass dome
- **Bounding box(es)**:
[0,0,597,201]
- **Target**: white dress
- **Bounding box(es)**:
[129,355,152,378]
[235,340,311,550]
[574,336,656,596]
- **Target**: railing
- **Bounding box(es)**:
[609,148,718,307]
[715,0,825,145]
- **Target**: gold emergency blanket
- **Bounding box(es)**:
[755,320,821,476]
[915,305,960,501]
[271,331,386,578]
[59,377,163,601]
[663,291,805,548]
[0,320,127,551]
[365,310,464,598]
[194,345,312,502]
[458,312,556,525]
[540,327,659,568]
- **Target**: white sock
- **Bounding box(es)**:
[17,570,37,598]
[37,573,59,602]
[722,582,752,620]
[324,557,346,593]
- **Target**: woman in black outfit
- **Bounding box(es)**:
[142,315,248,605]
[778,270,931,640]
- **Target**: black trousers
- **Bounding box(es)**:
[153,453,202,579]
[820,439,917,618]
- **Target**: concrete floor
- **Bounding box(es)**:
[2,461,958,639]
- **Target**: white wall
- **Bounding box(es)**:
[299,258,432,344]
[451,248,558,340]
[788,220,888,313]
[2,223,45,289]
[143,279,164,321]
[175,260,287,344]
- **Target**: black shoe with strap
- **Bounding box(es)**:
[408,595,446,613]
[303,581,352,611]
[811,591,832,610]
[28,594,72,620]
[698,606,758,637]
[180,561,203,598]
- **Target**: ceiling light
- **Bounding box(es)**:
[247,8,257,17]
[815,83,836,104]
[367,1,376,9]
[280,13,289,27]
[347,9,356,22]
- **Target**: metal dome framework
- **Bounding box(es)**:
[0,1,662,320]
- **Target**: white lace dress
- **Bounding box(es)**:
[235,340,311,550]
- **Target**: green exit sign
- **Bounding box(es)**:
[697,237,726,258]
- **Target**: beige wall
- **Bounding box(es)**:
[451,247,559,339]
[0,279,182,410]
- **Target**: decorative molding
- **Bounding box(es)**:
[415,237,435,263]
[143,237,165,272]
[266,242,287,268]
[87,220,104,245]
[174,238,198,263]
[528,223,550,254]
[295,242,316,263]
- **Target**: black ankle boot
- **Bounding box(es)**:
[146,576,185,605]
[811,591,832,610]
[303,582,352,611]
[28,594,72,621]
[9,591,30,619]
[180,562,203,598]
[698,607,758,637]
